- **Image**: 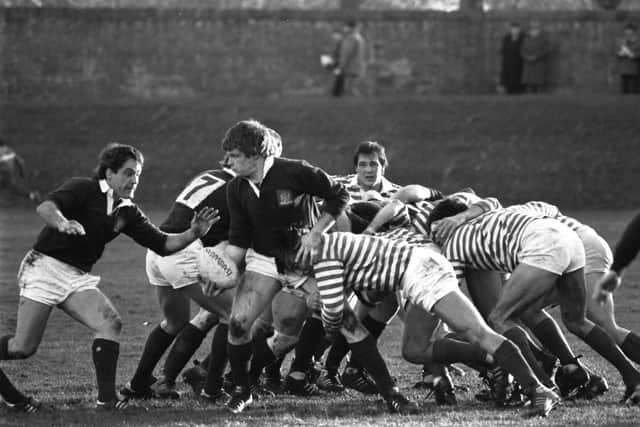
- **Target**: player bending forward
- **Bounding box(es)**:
[284,231,560,417]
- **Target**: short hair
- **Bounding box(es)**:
[625,23,638,32]
[348,201,383,234]
[221,119,282,158]
[94,143,144,179]
[346,19,357,29]
[426,198,469,234]
[353,141,388,168]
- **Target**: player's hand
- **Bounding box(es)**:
[58,220,86,236]
[190,207,220,238]
[306,291,322,312]
[362,227,376,236]
[431,215,465,244]
[295,230,322,268]
[198,274,224,297]
[593,270,621,306]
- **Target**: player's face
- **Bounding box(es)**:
[106,158,142,200]
[225,149,261,179]
[355,153,385,191]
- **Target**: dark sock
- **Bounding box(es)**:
[345,316,388,371]
[265,355,284,379]
[163,324,205,384]
[493,339,539,393]
[0,366,27,404]
[227,342,252,392]
[130,325,175,390]
[361,315,387,339]
[0,335,12,360]
[204,324,228,394]
[200,353,211,368]
[249,338,276,384]
[92,338,120,403]
[291,317,324,373]
[531,317,575,365]
[432,338,487,366]
[621,332,640,365]
[584,326,640,385]
[503,327,554,387]
[349,335,395,400]
[325,335,350,374]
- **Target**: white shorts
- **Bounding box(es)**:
[399,247,459,314]
[146,240,203,289]
[245,248,309,289]
[575,225,613,275]
[17,250,100,306]
[519,219,586,275]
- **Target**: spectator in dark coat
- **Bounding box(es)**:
[500,22,525,94]
[616,23,640,94]
[521,21,551,93]
[335,20,366,96]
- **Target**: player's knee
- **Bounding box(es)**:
[267,331,298,357]
[274,315,302,336]
[229,316,249,339]
[487,311,507,334]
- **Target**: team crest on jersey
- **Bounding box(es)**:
[276,189,294,207]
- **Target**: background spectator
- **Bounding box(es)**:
[500,21,525,94]
[336,19,367,96]
[521,20,551,93]
[616,23,640,94]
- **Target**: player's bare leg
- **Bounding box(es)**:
[556,269,640,404]
[226,271,281,413]
[430,289,559,416]
[60,289,127,410]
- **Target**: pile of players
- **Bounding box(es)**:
[1,120,640,419]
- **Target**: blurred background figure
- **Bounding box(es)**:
[328,28,346,97]
[500,21,525,94]
[335,19,366,96]
[0,138,40,203]
[521,20,551,93]
[616,23,640,94]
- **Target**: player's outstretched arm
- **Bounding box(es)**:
[163,207,220,254]
[36,200,86,235]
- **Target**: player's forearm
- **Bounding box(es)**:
[367,200,404,232]
[611,212,640,274]
[311,213,336,235]
[163,229,199,255]
[36,200,69,229]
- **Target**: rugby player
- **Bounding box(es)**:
[121,165,236,401]
[0,143,219,411]
[220,119,350,414]
[428,199,640,405]
[283,230,560,417]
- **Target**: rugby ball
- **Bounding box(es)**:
[196,243,239,290]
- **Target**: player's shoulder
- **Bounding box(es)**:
[57,176,98,192]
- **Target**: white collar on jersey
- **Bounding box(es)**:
[246,156,274,197]
[348,174,396,195]
[99,179,134,215]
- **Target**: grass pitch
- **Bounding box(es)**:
[1,208,640,426]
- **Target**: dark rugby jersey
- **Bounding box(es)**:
[33,177,167,272]
[227,157,349,258]
[611,211,640,273]
[160,169,233,247]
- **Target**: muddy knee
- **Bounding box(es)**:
[229,316,250,340]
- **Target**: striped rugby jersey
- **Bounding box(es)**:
[313,232,413,334]
[506,201,587,234]
[331,174,400,204]
[442,208,542,281]
[406,192,501,236]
